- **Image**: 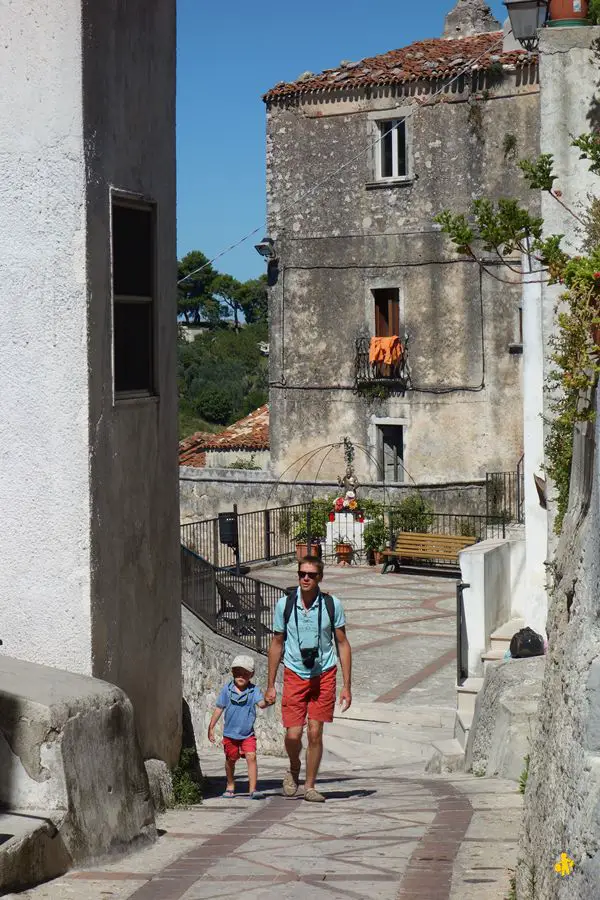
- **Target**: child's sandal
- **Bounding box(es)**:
[222,789,235,798]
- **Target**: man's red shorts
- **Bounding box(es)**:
[222,735,257,761]
[282,665,337,728]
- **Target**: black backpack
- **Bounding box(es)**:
[282,588,339,655]
[509,627,545,659]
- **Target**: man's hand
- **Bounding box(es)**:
[264,686,277,706]
[338,686,352,712]
[208,727,216,744]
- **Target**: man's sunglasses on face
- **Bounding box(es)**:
[298,570,319,580]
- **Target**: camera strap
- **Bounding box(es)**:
[294,592,322,652]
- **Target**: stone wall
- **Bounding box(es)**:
[182,607,285,759]
[266,60,539,486]
[180,466,487,522]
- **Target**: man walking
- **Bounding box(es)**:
[265,556,352,802]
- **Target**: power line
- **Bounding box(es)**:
[177,32,510,285]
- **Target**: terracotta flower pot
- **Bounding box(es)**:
[335,543,353,565]
[296,541,321,561]
[549,0,589,26]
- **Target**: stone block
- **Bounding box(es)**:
[465,656,544,781]
[0,655,155,892]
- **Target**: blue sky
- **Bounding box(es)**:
[176,0,507,281]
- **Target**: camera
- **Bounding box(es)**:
[301,646,319,669]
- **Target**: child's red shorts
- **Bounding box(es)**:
[282,665,337,727]
[223,735,257,761]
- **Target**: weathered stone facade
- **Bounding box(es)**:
[264,30,540,486]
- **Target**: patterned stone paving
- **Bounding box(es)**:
[11,567,522,900]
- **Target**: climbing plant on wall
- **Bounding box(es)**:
[435,136,600,533]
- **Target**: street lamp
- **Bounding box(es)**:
[504,0,549,51]
[254,236,278,263]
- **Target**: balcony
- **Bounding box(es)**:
[354,335,410,394]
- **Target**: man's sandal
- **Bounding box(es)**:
[282,770,300,797]
[304,788,325,803]
[221,790,235,798]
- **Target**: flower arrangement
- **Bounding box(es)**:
[330,491,364,522]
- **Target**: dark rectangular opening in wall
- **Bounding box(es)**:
[378,425,404,483]
[112,200,155,395]
[374,288,400,337]
[379,120,407,179]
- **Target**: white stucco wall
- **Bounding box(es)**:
[539,26,600,548]
[0,1,92,672]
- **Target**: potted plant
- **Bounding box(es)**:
[363,517,387,566]
[334,535,354,565]
[292,504,327,560]
[293,528,322,561]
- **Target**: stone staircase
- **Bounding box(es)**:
[324,701,456,768]
[427,617,525,771]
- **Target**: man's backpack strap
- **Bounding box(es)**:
[282,589,339,655]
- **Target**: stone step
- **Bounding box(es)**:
[454,710,473,750]
[326,720,446,759]
[489,618,525,652]
[425,738,466,774]
[482,647,506,672]
[0,813,68,894]
[456,678,484,716]
[334,702,455,729]
[325,733,431,765]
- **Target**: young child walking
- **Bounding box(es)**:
[208,654,269,799]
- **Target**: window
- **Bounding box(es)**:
[112,199,156,396]
[377,119,407,180]
[378,425,404,483]
[374,288,400,337]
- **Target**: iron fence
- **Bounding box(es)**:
[181,546,287,655]
[354,336,410,392]
[387,511,506,545]
[486,469,525,525]
[181,502,312,567]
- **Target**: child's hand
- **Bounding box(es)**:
[208,728,216,744]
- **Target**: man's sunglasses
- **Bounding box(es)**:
[298,570,319,580]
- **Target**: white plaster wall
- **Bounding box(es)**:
[515,262,548,634]
[0,1,92,672]
[539,26,600,549]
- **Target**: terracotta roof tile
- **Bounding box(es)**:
[179,405,269,467]
[264,33,531,101]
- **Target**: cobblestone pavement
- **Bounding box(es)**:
[11,566,522,900]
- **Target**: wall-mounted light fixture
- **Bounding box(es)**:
[254,236,278,263]
[504,0,548,51]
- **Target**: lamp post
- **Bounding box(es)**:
[504,0,549,50]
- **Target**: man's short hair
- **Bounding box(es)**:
[299,555,324,577]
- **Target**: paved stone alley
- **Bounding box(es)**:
[12,565,522,900]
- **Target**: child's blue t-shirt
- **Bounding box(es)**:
[216,681,264,740]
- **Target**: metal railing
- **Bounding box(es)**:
[181,502,312,568]
[354,336,410,391]
[456,581,469,686]
[388,511,506,545]
[486,469,525,525]
[181,546,287,655]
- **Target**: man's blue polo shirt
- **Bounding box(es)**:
[216,682,264,740]
[273,589,345,679]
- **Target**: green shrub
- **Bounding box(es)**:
[171,747,202,807]
[363,517,387,551]
[389,494,434,533]
[518,754,530,795]
[228,455,261,470]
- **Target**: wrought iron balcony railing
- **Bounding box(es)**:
[354,335,410,393]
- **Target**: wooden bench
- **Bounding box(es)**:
[381,532,477,573]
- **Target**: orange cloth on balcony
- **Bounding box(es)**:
[369,336,403,366]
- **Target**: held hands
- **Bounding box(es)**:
[264,687,277,706]
[338,686,352,713]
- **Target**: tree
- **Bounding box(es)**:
[177,251,221,325]
[211,273,244,332]
[237,275,268,325]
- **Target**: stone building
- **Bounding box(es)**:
[263,1,540,486]
[0,0,181,766]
